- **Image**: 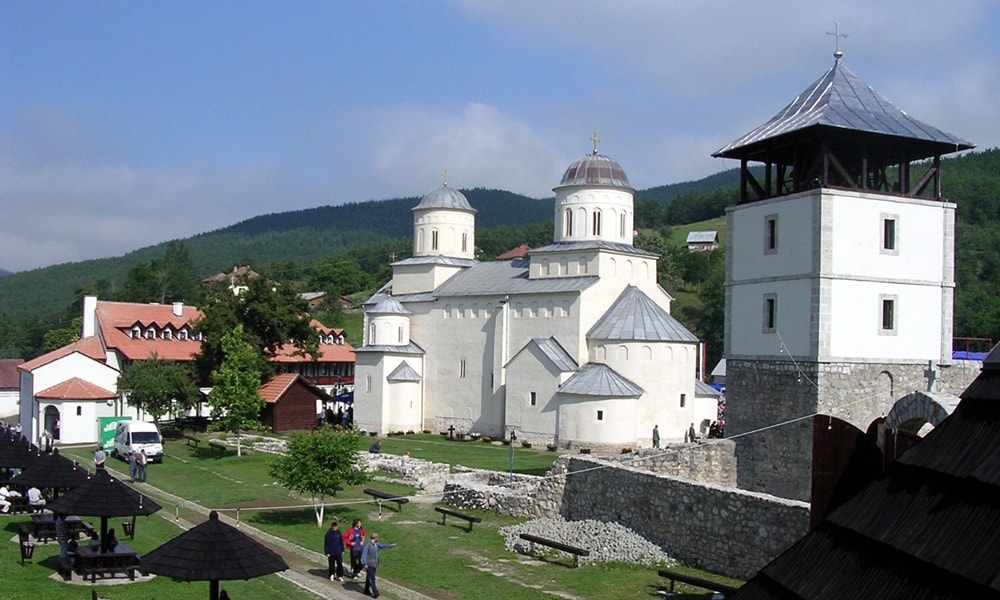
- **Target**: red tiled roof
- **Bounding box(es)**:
[19,336,107,372]
[0,359,25,388]
[271,341,356,363]
[258,373,299,404]
[497,243,531,260]
[36,377,117,400]
[96,300,204,362]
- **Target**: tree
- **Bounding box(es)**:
[209,325,265,456]
[194,273,319,384]
[117,357,201,424]
[268,427,370,526]
[43,316,82,352]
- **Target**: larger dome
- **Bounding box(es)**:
[413,185,475,211]
[557,153,631,188]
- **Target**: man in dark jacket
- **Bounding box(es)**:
[360,532,396,598]
[324,520,346,581]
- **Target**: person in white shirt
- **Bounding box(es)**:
[26,486,46,509]
[0,484,21,513]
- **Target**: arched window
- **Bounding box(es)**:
[564,208,573,236]
[462,232,468,253]
[397,326,403,343]
[368,323,376,344]
[592,210,602,236]
[620,212,627,238]
[431,229,439,251]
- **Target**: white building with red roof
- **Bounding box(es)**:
[18,296,355,446]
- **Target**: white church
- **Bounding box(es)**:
[353,140,718,447]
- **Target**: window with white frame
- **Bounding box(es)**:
[764,214,778,254]
[529,391,537,406]
[431,229,439,251]
[460,359,466,378]
[763,294,777,333]
[880,295,897,334]
[881,213,899,254]
[595,409,604,422]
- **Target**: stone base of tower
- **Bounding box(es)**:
[726,357,979,502]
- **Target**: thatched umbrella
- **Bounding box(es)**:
[10,448,89,499]
[46,468,161,542]
[0,435,41,471]
[141,510,289,600]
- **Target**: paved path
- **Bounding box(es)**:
[105,464,436,600]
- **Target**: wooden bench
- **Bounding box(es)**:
[518,533,590,567]
[434,506,482,531]
[183,434,201,448]
[32,515,95,543]
[658,569,739,597]
[363,488,409,512]
[207,439,228,454]
[8,495,37,514]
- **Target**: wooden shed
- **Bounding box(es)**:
[259,374,331,433]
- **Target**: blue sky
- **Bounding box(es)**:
[3,1,998,272]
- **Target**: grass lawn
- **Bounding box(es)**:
[45,435,740,599]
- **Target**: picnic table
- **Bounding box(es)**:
[31,513,95,542]
[75,542,140,582]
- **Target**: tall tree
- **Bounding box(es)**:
[209,325,264,456]
[117,357,201,424]
[268,428,370,526]
[194,273,319,384]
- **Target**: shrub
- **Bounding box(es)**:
[521,440,532,448]
[546,443,558,451]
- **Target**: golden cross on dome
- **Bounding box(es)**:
[590,131,601,155]
[827,22,847,60]
[441,170,450,187]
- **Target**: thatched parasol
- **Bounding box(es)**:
[46,468,161,542]
[10,448,89,499]
[0,434,41,471]
[141,510,289,600]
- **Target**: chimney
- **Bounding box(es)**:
[173,302,184,317]
[82,296,98,337]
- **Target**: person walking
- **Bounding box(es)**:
[94,445,106,470]
[137,449,148,482]
[687,422,697,444]
[652,425,660,449]
[128,450,138,482]
[55,512,69,563]
[360,532,396,598]
[345,519,367,578]
[324,520,346,581]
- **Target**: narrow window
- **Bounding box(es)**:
[680,393,687,408]
[460,359,466,378]
[462,232,468,253]
[764,215,778,253]
[620,212,627,238]
[763,294,777,333]
[564,208,573,236]
[596,409,604,421]
[131,326,140,339]
[881,214,899,254]
[397,326,403,344]
[431,230,439,251]
[76,406,82,416]
[366,375,372,393]
[880,295,898,334]
[529,391,537,406]
[592,210,602,236]
[178,329,188,341]
[368,323,376,344]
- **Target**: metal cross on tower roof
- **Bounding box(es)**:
[827,21,848,60]
[441,170,450,187]
[590,131,601,155]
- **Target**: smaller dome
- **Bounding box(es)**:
[557,153,631,188]
[369,296,411,315]
[413,186,475,211]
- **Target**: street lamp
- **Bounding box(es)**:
[509,429,517,486]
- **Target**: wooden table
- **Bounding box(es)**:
[31,514,95,542]
[75,543,140,582]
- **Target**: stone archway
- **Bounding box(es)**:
[44,405,61,440]
[883,391,960,435]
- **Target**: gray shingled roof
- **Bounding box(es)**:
[530,241,658,258]
[433,258,598,297]
[354,342,425,355]
[391,256,478,268]
[516,337,578,372]
[558,363,643,397]
[556,153,632,189]
[387,361,422,382]
[588,285,699,343]
[695,380,721,398]
[714,59,973,159]
[412,185,476,212]
[686,231,718,244]
[368,296,411,315]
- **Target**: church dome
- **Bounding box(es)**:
[413,185,475,212]
[557,152,631,189]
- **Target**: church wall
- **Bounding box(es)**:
[413,209,475,258]
[728,279,814,357]
[727,192,817,282]
[558,395,638,445]
[385,380,422,433]
[553,188,634,244]
[504,344,566,443]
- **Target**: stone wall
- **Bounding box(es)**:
[549,455,810,579]
[605,442,738,487]
[726,358,980,502]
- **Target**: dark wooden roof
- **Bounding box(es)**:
[731,357,1000,599]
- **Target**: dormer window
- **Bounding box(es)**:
[130,326,141,339]
[178,329,189,341]
[145,328,156,339]
[162,329,172,340]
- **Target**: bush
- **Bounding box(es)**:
[546,443,558,451]
[521,440,532,448]
[482,436,493,443]
[621,447,633,454]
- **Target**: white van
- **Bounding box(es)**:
[113,421,164,463]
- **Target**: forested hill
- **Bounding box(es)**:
[0,170,750,323]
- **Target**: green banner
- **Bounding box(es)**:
[99,416,131,451]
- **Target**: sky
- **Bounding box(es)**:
[3,1,998,273]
